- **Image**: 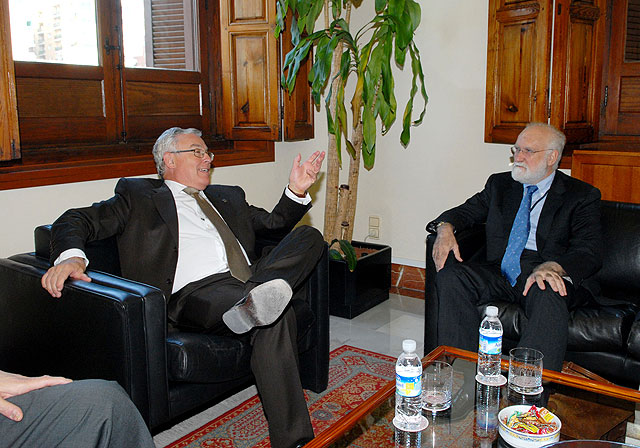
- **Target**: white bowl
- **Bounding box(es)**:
[498,405,561,448]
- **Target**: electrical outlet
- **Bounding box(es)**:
[368,215,380,239]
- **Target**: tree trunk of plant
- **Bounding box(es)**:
[344,121,363,242]
[323,44,344,244]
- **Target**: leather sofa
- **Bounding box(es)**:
[0,225,329,430]
[424,200,640,387]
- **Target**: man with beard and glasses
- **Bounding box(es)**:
[426,123,602,371]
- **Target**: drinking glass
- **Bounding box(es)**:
[508,347,543,395]
[422,361,453,411]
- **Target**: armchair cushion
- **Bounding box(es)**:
[166,298,315,383]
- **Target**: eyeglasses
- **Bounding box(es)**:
[170,148,214,160]
[510,146,553,156]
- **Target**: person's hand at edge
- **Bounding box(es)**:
[0,370,72,421]
[41,256,91,298]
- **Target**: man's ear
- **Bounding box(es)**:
[548,149,559,167]
[163,152,175,169]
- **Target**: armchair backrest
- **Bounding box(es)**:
[35,225,122,276]
[595,201,640,304]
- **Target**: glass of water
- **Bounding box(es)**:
[422,361,453,411]
[508,347,544,395]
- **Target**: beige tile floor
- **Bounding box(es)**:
[153,293,425,447]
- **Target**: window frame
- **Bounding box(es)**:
[0,0,275,191]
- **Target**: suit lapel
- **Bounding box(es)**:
[204,189,241,237]
[152,184,179,245]
[503,180,524,236]
[536,172,566,252]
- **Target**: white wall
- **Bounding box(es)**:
[0,1,510,267]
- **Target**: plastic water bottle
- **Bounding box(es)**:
[473,382,500,447]
[394,339,423,431]
[477,306,504,385]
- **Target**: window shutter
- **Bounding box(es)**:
[145,0,196,70]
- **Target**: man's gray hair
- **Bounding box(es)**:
[524,122,566,168]
[152,127,202,177]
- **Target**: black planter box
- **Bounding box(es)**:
[329,240,391,319]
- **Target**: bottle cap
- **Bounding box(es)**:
[402,339,416,353]
[485,306,498,317]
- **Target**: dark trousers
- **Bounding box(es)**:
[435,251,576,371]
[168,225,324,448]
[0,380,154,448]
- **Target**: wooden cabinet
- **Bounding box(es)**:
[485,0,605,144]
[219,0,280,140]
[0,0,19,161]
[218,0,313,141]
[572,150,640,203]
[600,0,640,139]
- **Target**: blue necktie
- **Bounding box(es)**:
[501,185,538,286]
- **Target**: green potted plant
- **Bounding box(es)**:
[276,0,427,317]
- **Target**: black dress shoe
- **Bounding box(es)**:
[222,279,293,334]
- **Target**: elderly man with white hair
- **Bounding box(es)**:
[427,123,602,371]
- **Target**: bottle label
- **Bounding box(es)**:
[396,373,422,397]
[479,333,502,355]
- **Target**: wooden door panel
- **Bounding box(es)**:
[281,9,314,141]
[233,34,269,125]
[601,0,640,138]
[572,150,640,203]
[485,0,552,143]
[550,0,604,143]
[0,0,19,160]
[229,0,266,22]
[219,0,278,140]
[17,79,105,118]
[14,64,109,145]
[126,81,201,116]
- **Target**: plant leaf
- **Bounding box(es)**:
[337,239,358,271]
[375,0,388,13]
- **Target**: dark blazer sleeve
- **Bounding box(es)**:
[205,185,311,261]
[50,178,132,263]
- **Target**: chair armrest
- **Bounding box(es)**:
[0,256,168,426]
[424,224,486,353]
[298,244,329,392]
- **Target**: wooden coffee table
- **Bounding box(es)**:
[304,346,640,447]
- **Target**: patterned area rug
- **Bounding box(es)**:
[165,345,396,448]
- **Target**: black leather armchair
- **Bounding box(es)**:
[0,225,329,430]
[424,200,640,387]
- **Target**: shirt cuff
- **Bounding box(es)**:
[54,248,89,269]
[285,186,312,205]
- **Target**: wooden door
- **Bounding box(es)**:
[549,0,605,143]
[0,0,20,161]
[219,0,279,140]
[485,0,553,144]
[280,10,314,142]
[600,0,640,138]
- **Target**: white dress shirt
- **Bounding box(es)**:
[524,171,555,251]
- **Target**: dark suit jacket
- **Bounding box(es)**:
[427,171,602,288]
[50,177,311,300]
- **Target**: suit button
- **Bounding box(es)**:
[166,279,172,284]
